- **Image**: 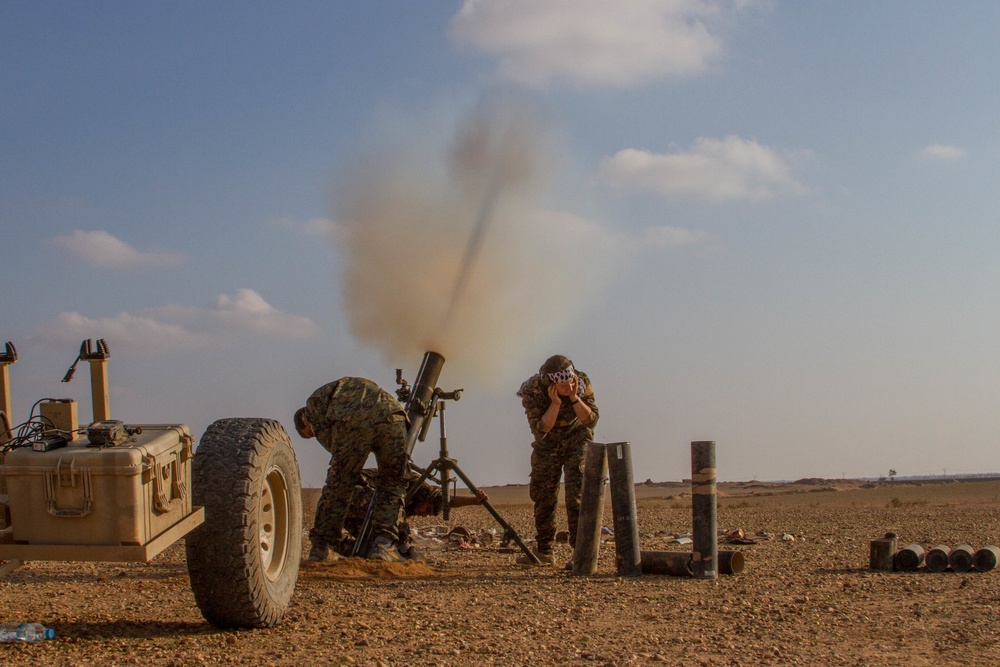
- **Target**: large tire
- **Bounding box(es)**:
[186,418,302,629]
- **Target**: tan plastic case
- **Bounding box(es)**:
[1,424,193,547]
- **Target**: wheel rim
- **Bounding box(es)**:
[259,465,290,582]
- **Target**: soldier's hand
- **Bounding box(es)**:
[547,384,562,405]
[475,489,488,503]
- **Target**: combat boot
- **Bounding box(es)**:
[307,541,342,563]
[369,535,404,562]
[516,549,554,566]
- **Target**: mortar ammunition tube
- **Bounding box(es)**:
[640,551,693,576]
[640,550,744,576]
[606,441,641,577]
[572,442,608,576]
[691,441,717,579]
[869,532,897,571]
[973,545,1000,572]
[894,544,925,571]
[949,543,975,573]
[404,351,445,455]
[925,545,951,573]
[718,550,745,575]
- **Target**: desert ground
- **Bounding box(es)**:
[3,477,1000,666]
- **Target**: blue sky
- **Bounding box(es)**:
[3,1,999,488]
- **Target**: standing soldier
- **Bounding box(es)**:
[517,355,599,565]
[294,377,409,562]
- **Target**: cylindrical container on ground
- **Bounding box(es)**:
[719,549,745,575]
[894,544,925,571]
[949,544,975,573]
[690,441,717,579]
[973,545,1000,572]
[572,442,608,576]
[606,441,641,577]
[640,550,693,576]
[925,545,951,573]
[869,532,897,571]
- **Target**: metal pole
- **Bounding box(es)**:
[690,441,717,579]
[606,441,640,577]
[572,442,607,576]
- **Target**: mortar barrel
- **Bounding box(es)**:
[719,550,745,575]
[948,544,975,573]
[690,441,717,579]
[973,545,1000,572]
[925,545,951,573]
[606,441,641,577]
[893,544,925,571]
[869,532,897,571]
[572,442,608,576]
[640,550,693,577]
[403,351,445,455]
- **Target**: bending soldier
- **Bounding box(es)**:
[294,377,409,562]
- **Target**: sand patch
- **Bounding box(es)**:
[300,557,447,580]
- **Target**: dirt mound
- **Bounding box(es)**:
[300,557,444,580]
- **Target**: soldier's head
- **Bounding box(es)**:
[540,354,577,395]
[293,407,314,439]
[406,484,443,517]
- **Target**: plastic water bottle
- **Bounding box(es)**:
[0,622,56,642]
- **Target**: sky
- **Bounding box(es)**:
[3,1,1000,489]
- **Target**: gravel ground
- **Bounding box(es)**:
[3,480,1000,666]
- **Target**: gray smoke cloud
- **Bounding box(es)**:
[333,91,618,386]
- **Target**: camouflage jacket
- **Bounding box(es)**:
[517,370,599,442]
[304,377,406,453]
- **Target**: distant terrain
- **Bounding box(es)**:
[5,478,1000,666]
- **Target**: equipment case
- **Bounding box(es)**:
[1,425,193,547]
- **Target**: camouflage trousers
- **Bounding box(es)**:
[311,416,408,548]
[529,431,588,554]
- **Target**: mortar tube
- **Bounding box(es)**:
[572,442,608,576]
[691,441,717,579]
[925,545,951,573]
[606,441,641,577]
[973,545,1000,572]
[894,544,925,572]
[949,544,975,573]
[403,351,445,456]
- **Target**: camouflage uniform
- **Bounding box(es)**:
[306,378,409,550]
[333,469,430,556]
[518,370,599,555]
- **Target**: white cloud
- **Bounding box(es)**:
[211,288,320,338]
[918,144,966,161]
[450,0,753,88]
[41,311,216,352]
[643,225,708,247]
[51,230,184,268]
[598,135,806,202]
[33,289,319,354]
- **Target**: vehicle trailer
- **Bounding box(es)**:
[0,339,302,629]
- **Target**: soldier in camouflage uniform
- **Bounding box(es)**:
[334,469,487,558]
[517,355,599,564]
[294,377,409,562]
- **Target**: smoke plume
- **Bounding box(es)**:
[332,92,614,385]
